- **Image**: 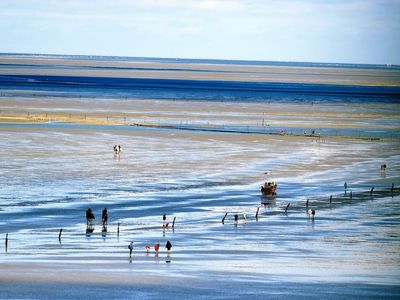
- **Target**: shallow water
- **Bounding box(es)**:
[1,55,400,298]
[0,122,399,298]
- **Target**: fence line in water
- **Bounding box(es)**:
[1,110,398,140]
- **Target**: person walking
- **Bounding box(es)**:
[163,214,169,228]
[165,240,172,254]
[102,208,108,226]
[154,243,160,255]
[128,241,133,258]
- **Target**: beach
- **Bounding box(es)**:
[0,55,400,299]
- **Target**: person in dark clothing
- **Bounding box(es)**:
[102,208,108,226]
[86,208,95,225]
[166,240,172,253]
[128,241,133,258]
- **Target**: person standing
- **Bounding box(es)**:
[86,208,95,225]
[165,240,172,254]
[102,208,108,226]
[163,214,169,228]
[128,241,133,258]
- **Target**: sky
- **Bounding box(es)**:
[0,0,399,64]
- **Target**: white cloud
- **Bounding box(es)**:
[0,0,399,63]
[192,0,246,11]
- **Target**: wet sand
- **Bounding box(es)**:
[1,122,399,299]
[1,55,400,299]
[1,54,400,86]
[1,96,400,133]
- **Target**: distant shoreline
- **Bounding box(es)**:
[1,54,400,89]
[1,52,399,70]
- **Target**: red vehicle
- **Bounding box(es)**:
[261,181,277,196]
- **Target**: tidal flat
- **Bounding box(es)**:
[0,54,399,299]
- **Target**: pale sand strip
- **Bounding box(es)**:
[0,262,194,285]
[1,55,399,86]
[1,97,399,131]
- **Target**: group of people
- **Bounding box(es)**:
[85,208,108,226]
[128,240,172,258]
[85,209,173,258]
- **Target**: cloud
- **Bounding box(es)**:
[192,0,246,11]
[0,0,399,63]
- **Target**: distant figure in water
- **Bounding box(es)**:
[166,240,172,254]
[163,214,169,228]
[234,214,239,224]
[344,182,348,192]
[102,208,108,226]
[145,245,150,253]
[243,211,247,222]
[154,243,160,255]
[128,241,133,258]
[307,209,316,219]
[381,164,387,172]
[86,208,95,225]
[114,145,122,154]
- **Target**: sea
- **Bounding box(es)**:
[0,55,400,299]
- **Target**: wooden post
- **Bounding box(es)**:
[329,195,332,204]
[285,203,290,213]
[59,228,63,243]
[255,207,260,220]
[172,217,176,229]
[222,213,228,224]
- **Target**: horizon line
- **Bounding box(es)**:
[0,52,398,69]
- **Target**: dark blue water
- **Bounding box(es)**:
[1,74,399,106]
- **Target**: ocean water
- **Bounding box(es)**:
[1,74,400,102]
[0,122,399,298]
[1,56,400,298]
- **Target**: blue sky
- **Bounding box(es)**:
[0,0,399,64]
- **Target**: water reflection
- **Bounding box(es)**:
[86,225,94,236]
[102,225,107,238]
